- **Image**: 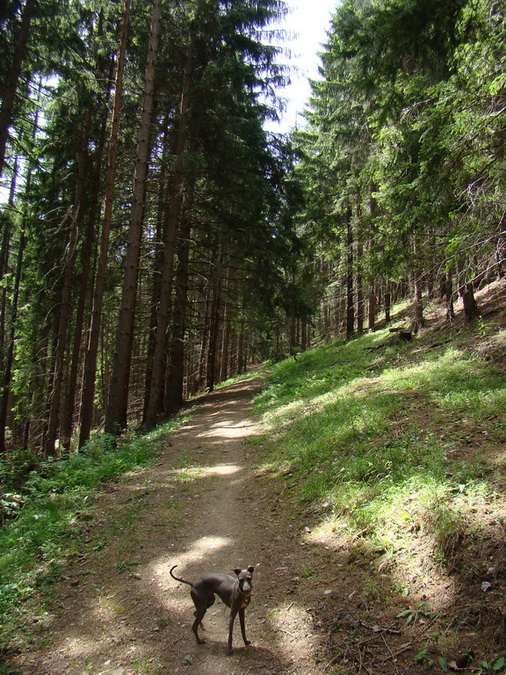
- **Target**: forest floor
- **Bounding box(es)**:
[10,373,337,675]
[6,279,506,675]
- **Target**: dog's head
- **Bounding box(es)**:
[234,566,255,595]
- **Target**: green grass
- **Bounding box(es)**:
[253,326,506,565]
[0,417,185,650]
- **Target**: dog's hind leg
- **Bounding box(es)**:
[191,590,215,643]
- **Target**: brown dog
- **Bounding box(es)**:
[170,564,255,654]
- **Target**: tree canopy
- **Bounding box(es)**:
[1,0,505,457]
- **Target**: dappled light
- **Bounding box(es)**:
[247,305,506,672]
[202,417,258,439]
[152,535,234,585]
[5,285,506,674]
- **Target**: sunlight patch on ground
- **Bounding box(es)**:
[304,483,506,615]
[263,399,306,425]
[151,535,235,588]
[261,376,380,428]
[169,463,243,481]
[202,417,258,438]
[304,516,459,611]
[200,463,243,476]
[92,592,121,621]
[266,602,316,666]
[57,634,109,659]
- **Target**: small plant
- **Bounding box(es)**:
[396,601,431,626]
[300,564,314,578]
[474,657,506,674]
[414,649,433,666]
[157,616,172,630]
[115,560,140,574]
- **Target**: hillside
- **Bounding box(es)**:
[251,279,506,673]
[2,279,505,675]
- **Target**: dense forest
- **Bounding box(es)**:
[0,0,504,459]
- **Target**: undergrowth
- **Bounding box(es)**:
[0,417,187,652]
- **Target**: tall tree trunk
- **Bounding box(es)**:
[0,85,40,453]
[218,271,231,382]
[411,237,425,333]
[346,207,354,340]
[496,210,506,279]
[198,290,211,391]
[45,108,95,455]
[384,280,391,324]
[106,0,162,435]
[143,42,193,430]
[164,189,194,415]
[79,0,130,447]
[368,279,376,332]
[206,278,222,393]
[61,108,108,450]
[0,159,18,355]
[443,271,455,323]
[0,229,26,454]
[0,0,34,175]
[460,281,480,322]
[143,119,171,419]
[356,242,364,334]
[44,208,80,456]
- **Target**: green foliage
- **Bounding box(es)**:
[296,0,506,324]
[0,420,181,648]
[0,450,41,491]
[254,320,506,562]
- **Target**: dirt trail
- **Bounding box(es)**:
[19,375,332,675]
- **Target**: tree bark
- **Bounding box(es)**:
[496,210,506,279]
[443,271,455,323]
[411,237,425,333]
[44,208,80,456]
[0,229,25,454]
[164,189,194,416]
[357,240,364,334]
[461,282,480,322]
[106,0,162,435]
[61,107,108,450]
[198,291,211,391]
[206,278,222,393]
[0,159,18,356]
[45,106,97,455]
[79,0,130,447]
[143,41,193,429]
[346,207,354,340]
[384,280,391,324]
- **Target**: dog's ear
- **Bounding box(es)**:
[233,568,241,576]
[247,566,255,574]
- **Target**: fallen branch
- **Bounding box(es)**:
[358,619,401,635]
[379,642,412,663]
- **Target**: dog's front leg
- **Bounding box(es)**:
[239,607,250,646]
[227,609,239,655]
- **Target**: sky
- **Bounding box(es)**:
[265,0,338,133]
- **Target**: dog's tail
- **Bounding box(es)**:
[170,564,193,586]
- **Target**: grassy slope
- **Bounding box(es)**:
[251,282,506,672]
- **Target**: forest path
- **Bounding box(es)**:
[21,375,333,675]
